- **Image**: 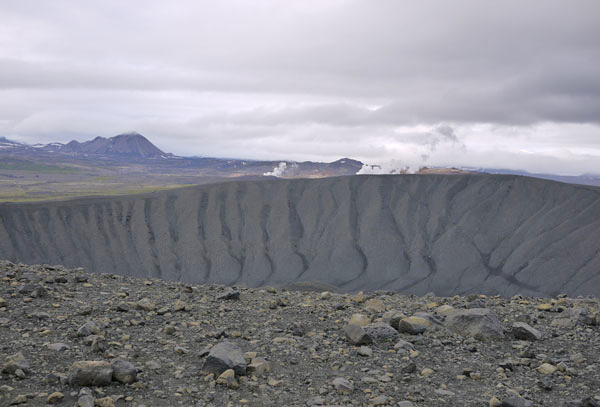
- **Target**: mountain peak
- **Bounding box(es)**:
[59,132,167,159]
[0,136,22,145]
[115,131,143,138]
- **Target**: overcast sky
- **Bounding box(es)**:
[1,1,599,174]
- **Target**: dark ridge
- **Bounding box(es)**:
[1,174,600,297]
[60,132,167,158]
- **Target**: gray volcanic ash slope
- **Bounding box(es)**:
[0,174,599,297]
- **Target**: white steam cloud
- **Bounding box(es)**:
[357,160,412,175]
[263,162,288,177]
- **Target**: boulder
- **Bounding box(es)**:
[363,323,400,343]
[332,377,354,394]
[111,359,137,384]
[68,361,113,386]
[511,322,542,341]
[364,298,385,313]
[136,298,156,311]
[2,352,29,375]
[348,313,371,327]
[77,320,100,337]
[397,316,430,335]
[216,290,240,301]
[203,341,246,376]
[343,324,372,345]
[444,308,505,340]
[382,310,406,329]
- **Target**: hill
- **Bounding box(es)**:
[1,174,599,297]
[59,132,170,158]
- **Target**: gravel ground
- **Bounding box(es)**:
[0,260,599,407]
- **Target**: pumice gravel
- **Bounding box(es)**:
[0,260,599,406]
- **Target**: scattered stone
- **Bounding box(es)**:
[564,398,600,407]
[511,322,542,341]
[370,395,389,405]
[16,284,47,298]
[216,369,237,388]
[445,308,505,340]
[537,363,558,375]
[47,391,64,404]
[349,313,371,327]
[435,304,455,315]
[400,362,416,374]
[1,260,599,406]
[10,394,27,405]
[68,361,113,386]
[115,303,130,312]
[136,298,156,311]
[363,322,399,343]
[364,298,385,312]
[537,303,553,311]
[78,394,95,407]
[397,316,430,334]
[394,339,415,351]
[247,357,270,376]
[203,341,246,376]
[343,324,372,345]
[421,367,434,377]
[95,396,116,407]
[382,310,405,329]
[77,320,100,337]
[111,359,137,384]
[489,396,502,407]
[174,299,187,311]
[501,397,533,407]
[332,377,354,394]
[47,342,70,352]
[216,290,240,301]
[2,352,29,375]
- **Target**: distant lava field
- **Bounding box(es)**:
[1,174,599,297]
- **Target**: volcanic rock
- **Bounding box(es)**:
[203,341,246,376]
[68,361,113,386]
[445,308,505,340]
[511,322,542,341]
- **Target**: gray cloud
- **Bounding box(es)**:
[0,0,600,174]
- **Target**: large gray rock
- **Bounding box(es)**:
[501,397,533,407]
[343,324,372,345]
[363,323,400,344]
[551,307,588,328]
[77,320,100,337]
[332,377,354,394]
[444,308,505,340]
[203,341,246,376]
[111,359,137,384]
[68,361,113,386]
[2,352,29,375]
[511,322,542,341]
[397,316,430,335]
[382,310,406,330]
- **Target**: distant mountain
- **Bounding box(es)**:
[0,137,23,150]
[0,132,364,178]
[4,132,598,186]
[60,132,170,158]
[466,167,600,188]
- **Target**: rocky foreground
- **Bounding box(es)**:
[0,261,599,407]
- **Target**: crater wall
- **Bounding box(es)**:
[1,174,600,296]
